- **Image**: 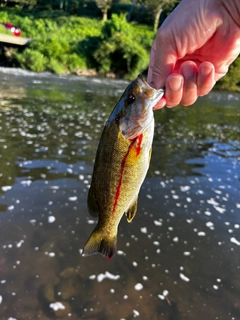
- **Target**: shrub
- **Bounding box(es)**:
[48,58,66,73]
[3,7,238,87]
[93,14,150,78]
[15,49,47,72]
[62,53,88,72]
[0,24,12,35]
[217,58,240,91]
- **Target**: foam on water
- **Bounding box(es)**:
[48,216,56,223]
[179,273,190,282]
[134,283,143,291]
[49,302,65,311]
[96,272,120,283]
[230,237,240,246]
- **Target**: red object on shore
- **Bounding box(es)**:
[1,22,21,36]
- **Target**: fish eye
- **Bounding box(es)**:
[127,94,135,104]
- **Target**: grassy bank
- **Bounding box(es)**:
[0,9,155,79]
[0,8,239,89]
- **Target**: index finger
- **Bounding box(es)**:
[147,39,156,84]
[147,33,177,90]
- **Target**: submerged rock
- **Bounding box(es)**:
[57,276,80,300]
[39,284,55,303]
[59,267,76,279]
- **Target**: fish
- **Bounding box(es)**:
[82,74,164,259]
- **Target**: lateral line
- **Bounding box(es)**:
[111,134,143,215]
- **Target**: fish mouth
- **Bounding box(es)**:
[137,74,164,102]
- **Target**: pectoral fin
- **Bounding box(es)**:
[125,196,138,223]
[87,186,99,217]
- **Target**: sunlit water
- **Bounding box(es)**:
[0,68,239,320]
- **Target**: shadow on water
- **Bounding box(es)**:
[0,68,240,320]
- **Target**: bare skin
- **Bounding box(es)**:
[147,0,240,108]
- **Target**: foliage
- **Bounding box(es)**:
[15,48,47,72]
[1,0,37,7]
[142,0,178,31]
[0,24,12,36]
[0,10,102,73]
[0,6,239,89]
[0,9,155,78]
[216,58,240,91]
[93,14,151,78]
[15,35,90,73]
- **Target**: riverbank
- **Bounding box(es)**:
[0,8,239,89]
[0,10,154,80]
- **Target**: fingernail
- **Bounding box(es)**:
[169,76,183,91]
[201,64,213,76]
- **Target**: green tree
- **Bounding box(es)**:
[1,0,37,7]
[143,0,175,32]
[95,0,112,21]
[127,0,137,21]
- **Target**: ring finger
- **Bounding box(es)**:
[180,61,198,106]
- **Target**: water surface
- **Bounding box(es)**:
[0,68,240,320]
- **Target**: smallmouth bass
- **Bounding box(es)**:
[82,74,164,259]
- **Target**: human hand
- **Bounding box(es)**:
[148,0,240,109]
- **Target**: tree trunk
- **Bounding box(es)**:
[153,6,162,32]
[102,9,108,21]
[64,0,68,12]
[127,0,137,22]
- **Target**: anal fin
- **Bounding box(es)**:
[125,196,138,223]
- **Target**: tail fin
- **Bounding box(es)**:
[82,225,117,259]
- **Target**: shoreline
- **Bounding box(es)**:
[0,66,238,93]
[0,66,145,81]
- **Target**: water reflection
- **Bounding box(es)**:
[0,68,239,320]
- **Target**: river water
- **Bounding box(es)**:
[0,68,239,320]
